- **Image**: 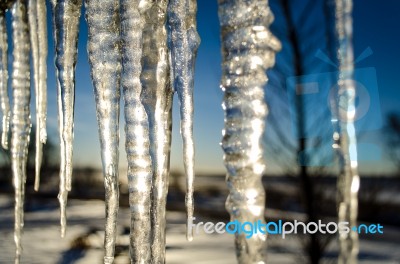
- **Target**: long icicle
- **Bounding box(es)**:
[120,0,153,262]
[140,0,174,261]
[51,0,82,237]
[0,7,10,150]
[167,0,200,241]
[335,0,359,263]
[85,0,121,263]
[218,0,280,262]
[27,0,39,191]
[10,0,31,263]
[34,0,48,191]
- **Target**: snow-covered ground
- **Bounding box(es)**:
[0,195,399,264]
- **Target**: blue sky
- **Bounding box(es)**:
[5,0,399,175]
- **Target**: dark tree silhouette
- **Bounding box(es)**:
[385,112,400,174]
[280,1,321,263]
[264,0,339,263]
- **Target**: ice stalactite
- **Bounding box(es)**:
[218,0,280,263]
[85,0,121,263]
[28,0,48,191]
[0,7,10,149]
[335,0,359,263]
[51,0,82,237]
[2,0,201,261]
[10,0,31,263]
[140,0,173,261]
[167,0,200,241]
[120,0,153,262]
[28,0,39,189]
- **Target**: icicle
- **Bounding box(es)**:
[32,0,48,191]
[335,0,359,263]
[0,7,10,149]
[51,0,82,237]
[28,0,47,191]
[218,0,280,262]
[167,0,200,242]
[36,0,47,146]
[120,0,152,262]
[140,0,173,261]
[27,0,39,189]
[85,0,121,262]
[10,0,31,263]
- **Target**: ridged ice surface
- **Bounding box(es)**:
[1,0,203,262]
[85,0,121,263]
[120,0,153,262]
[51,0,82,237]
[0,8,10,149]
[10,1,31,263]
[167,0,200,241]
[218,0,280,263]
[28,0,48,191]
[335,0,359,263]
[140,0,174,262]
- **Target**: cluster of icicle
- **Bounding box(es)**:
[218,0,280,263]
[86,0,199,262]
[333,0,360,263]
[88,0,200,262]
[0,0,47,263]
[0,0,200,263]
[0,0,362,263]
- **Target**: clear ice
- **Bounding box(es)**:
[10,0,31,263]
[335,0,360,263]
[0,0,368,263]
[51,0,82,237]
[2,0,202,261]
[218,0,280,262]
[167,0,200,241]
[85,0,121,262]
[0,5,10,149]
[140,0,173,262]
[28,0,48,191]
[120,0,153,261]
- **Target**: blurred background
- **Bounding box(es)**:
[1,0,400,263]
